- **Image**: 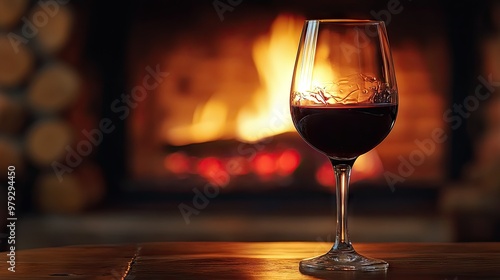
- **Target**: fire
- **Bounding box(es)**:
[166,98,228,145]
[165,14,306,145]
[164,14,335,145]
[162,14,383,184]
[236,14,305,142]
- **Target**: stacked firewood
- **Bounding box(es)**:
[0,0,105,214]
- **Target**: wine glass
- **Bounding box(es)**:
[290,20,398,271]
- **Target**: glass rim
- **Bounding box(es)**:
[304,19,384,25]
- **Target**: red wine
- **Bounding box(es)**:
[291,104,397,159]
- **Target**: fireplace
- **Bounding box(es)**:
[123,1,449,194]
[72,0,499,244]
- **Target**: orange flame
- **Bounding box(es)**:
[163,15,305,145]
[235,14,305,142]
[166,98,229,145]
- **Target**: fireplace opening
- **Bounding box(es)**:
[127,4,449,195]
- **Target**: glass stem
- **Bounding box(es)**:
[331,162,353,252]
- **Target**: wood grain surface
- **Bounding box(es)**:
[1,242,499,279]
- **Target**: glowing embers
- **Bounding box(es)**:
[163,149,302,187]
[163,147,383,189]
[315,150,384,189]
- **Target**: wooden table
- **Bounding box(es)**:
[1,242,499,279]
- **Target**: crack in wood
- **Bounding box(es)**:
[122,245,142,280]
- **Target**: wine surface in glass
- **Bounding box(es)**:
[291,103,397,159]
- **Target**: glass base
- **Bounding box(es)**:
[299,248,388,272]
